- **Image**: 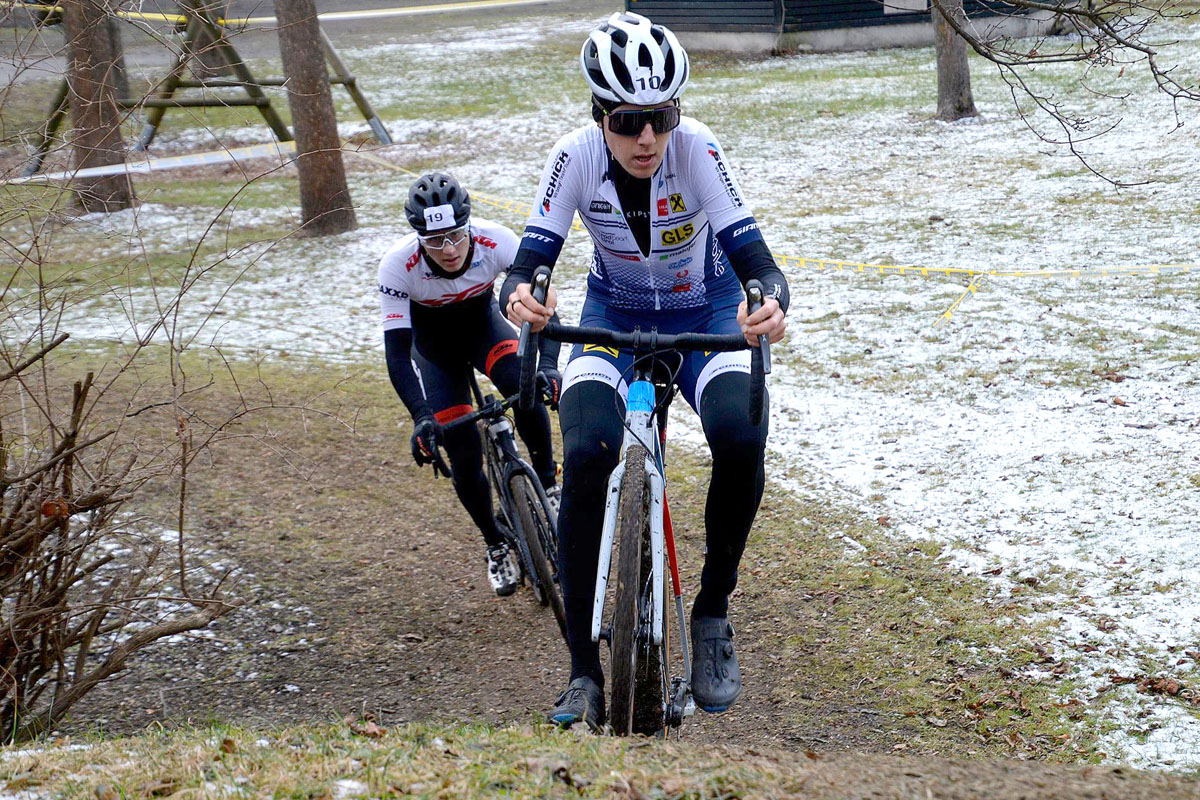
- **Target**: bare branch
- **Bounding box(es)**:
[0,334,70,382]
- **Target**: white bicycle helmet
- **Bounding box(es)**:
[580,12,689,107]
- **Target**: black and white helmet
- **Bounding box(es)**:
[404,172,471,234]
[580,12,689,106]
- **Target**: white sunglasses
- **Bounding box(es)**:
[418,224,470,251]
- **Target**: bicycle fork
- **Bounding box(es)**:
[591,381,663,644]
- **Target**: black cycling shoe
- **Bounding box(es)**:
[690,616,742,713]
[547,676,606,731]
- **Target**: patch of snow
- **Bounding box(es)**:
[331,779,369,800]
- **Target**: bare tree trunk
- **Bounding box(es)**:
[61,0,135,212]
[274,0,357,237]
[104,15,129,101]
[932,0,978,121]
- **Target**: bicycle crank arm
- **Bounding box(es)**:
[667,676,696,728]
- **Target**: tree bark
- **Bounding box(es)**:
[273,0,357,236]
[932,0,978,121]
[61,0,136,212]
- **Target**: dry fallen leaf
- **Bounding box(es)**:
[41,498,70,518]
[1112,396,1128,407]
[349,720,387,737]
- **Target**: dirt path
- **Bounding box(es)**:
[61,365,1199,799]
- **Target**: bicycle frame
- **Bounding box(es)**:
[465,375,553,568]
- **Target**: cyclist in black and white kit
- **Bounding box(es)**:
[501,13,789,730]
[380,172,563,597]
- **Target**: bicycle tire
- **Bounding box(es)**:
[609,444,664,736]
[481,423,512,529]
[510,474,567,640]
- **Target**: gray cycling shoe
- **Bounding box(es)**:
[690,616,742,713]
[547,676,605,731]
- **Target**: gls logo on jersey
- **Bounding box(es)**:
[706,142,744,208]
[540,151,571,214]
[660,223,694,246]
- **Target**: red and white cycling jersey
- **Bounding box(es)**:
[378,217,519,331]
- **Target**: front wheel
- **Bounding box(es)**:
[609,445,664,736]
[510,473,567,642]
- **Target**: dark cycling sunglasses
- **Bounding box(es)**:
[605,104,681,137]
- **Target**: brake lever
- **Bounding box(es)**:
[517,267,552,410]
[745,281,772,375]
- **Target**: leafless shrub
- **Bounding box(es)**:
[0,166,304,737]
[0,37,305,735]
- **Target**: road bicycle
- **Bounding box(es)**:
[424,374,566,639]
[518,267,770,736]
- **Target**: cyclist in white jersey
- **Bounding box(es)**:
[380,173,562,597]
[500,13,789,730]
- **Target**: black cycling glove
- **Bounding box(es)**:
[536,367,563,410]
[410,415,441,467]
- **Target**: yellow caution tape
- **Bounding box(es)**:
[5,0,559,27]
[774,254,1199,279]
[352,147,1196,326]
[933,273,988,329]
[11,134,1188,322]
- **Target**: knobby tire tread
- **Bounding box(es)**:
[610,445,663,736]
[510,474,567,641]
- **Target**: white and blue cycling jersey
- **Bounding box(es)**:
[517,116,770,313]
